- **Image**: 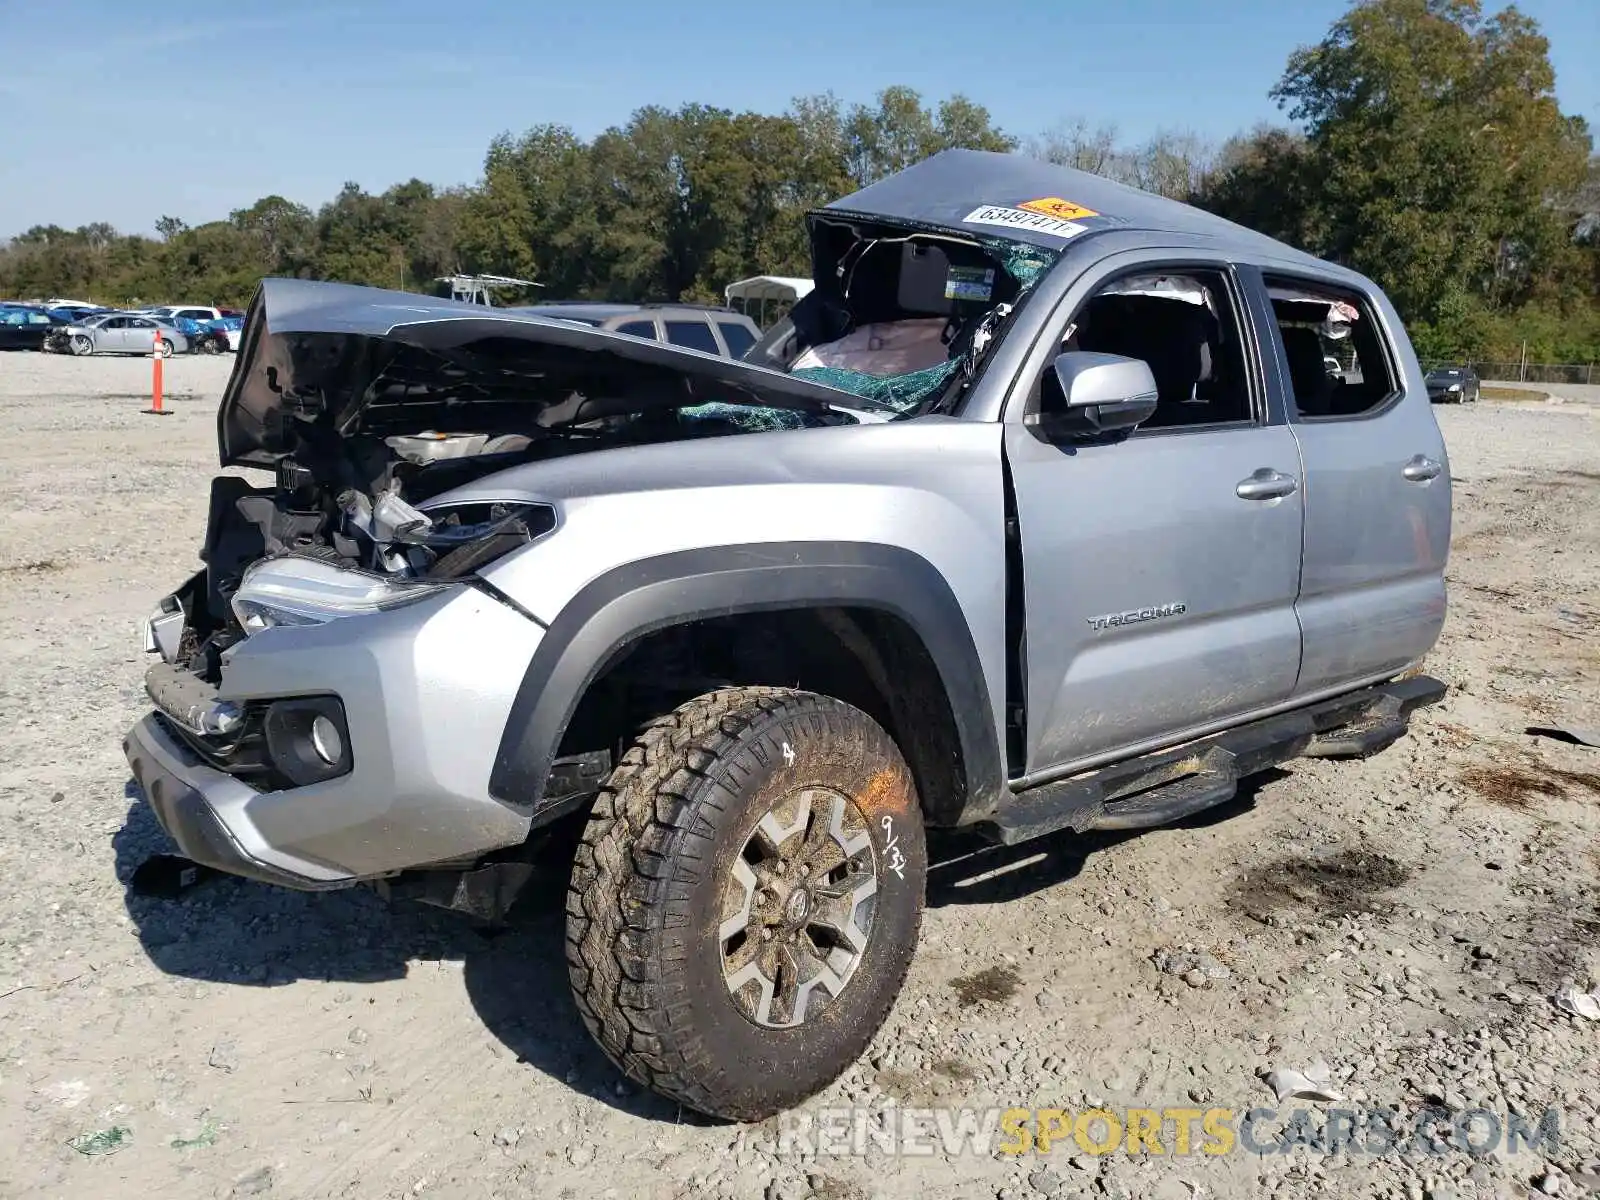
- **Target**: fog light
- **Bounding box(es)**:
[263,696,352,787]
[311,715,344,765]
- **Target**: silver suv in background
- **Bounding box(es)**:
[123,150,1450,1123]
[508,301,762,357]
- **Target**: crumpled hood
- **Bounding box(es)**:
[217,278,873,467]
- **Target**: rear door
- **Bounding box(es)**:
[27,311,55,348]
[1005,254,1306,774]
[1254,271,1450,696]
[126,316,157,352]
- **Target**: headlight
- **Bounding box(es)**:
[1447,384,1461,392]
[230,556,452,633]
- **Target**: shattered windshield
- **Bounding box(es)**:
[750,225,1062,417]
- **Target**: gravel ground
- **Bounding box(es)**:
[0,351,1596,1200]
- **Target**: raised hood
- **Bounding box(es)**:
[218,278,879,467]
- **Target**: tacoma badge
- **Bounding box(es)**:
[1087,602,1187,631]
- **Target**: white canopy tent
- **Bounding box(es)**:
[723,275,814,328]
[436,274,542,306]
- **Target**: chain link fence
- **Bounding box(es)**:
[1420,360,1598,385]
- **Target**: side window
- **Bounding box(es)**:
[105,317,127,329]
[1035,267,1257,430]
[29,312,52,324]
[178,309,208,321]
[716,321,757,358]
[1263,276,1397,418]
[614,320,658,340]
[664,319,721,355]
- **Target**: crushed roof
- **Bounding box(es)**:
[817,149,1321,264]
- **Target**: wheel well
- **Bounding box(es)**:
[556,607,970,826]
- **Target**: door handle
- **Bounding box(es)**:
[1402,455,1442,482]
[1236,468,1299,500]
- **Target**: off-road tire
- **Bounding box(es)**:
[566,686,926,1121]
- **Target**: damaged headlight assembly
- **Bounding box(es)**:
[230,556,455,633]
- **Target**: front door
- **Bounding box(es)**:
[1006,260,1305,775]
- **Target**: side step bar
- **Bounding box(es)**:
[977,674,1446,847]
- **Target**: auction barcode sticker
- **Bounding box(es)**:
[962,205,1089,240]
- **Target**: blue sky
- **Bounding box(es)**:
[1,0,1595,239]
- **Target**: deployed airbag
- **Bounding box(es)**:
[790,319,950,377]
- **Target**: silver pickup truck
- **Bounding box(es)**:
[124,149,1450,1122]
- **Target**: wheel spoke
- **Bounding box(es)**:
[753,789,811,858]
[723,955,777,1026]
[718,857,758,944]
[776,939,840,1026]
[808,872,877,955]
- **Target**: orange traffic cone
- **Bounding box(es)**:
[143,326,170,416]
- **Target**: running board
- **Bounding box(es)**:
[977,674,1446,846]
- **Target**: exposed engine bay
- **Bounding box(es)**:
[163,391,866,685]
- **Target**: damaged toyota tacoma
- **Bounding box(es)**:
[124,150,1451,1122]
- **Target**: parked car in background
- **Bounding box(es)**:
[142,304,226,324]
[52,312,190,357]
[0,306,74,350]
[506,301,762,359]
[165,314,232,353]
[1425,365,1479,403]
[206,314,245,351]
[47,305,112,324]
[40,298,102,314]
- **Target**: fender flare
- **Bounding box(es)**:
[489,541,1002,821]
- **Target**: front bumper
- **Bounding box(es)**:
[125,713,348,888]
[123,583,545,889]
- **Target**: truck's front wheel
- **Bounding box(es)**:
[566,686,926,1121]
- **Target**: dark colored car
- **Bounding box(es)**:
[506,301,762,359]
[1425,365,1479,403]
[0,306,73,350]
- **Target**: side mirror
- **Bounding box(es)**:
[1024,351,1160,441]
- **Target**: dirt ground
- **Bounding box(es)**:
[0,353,1596,1200]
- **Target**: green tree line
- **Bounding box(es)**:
[3,0,1594,364]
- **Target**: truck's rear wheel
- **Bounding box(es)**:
[566,686,925,1121]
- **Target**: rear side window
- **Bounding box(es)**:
[664,319,721,355]
[1263,277,1397,418]
[614,320,658,340]
[716,321,756,358]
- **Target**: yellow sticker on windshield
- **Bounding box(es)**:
[1018,197,1099,221]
